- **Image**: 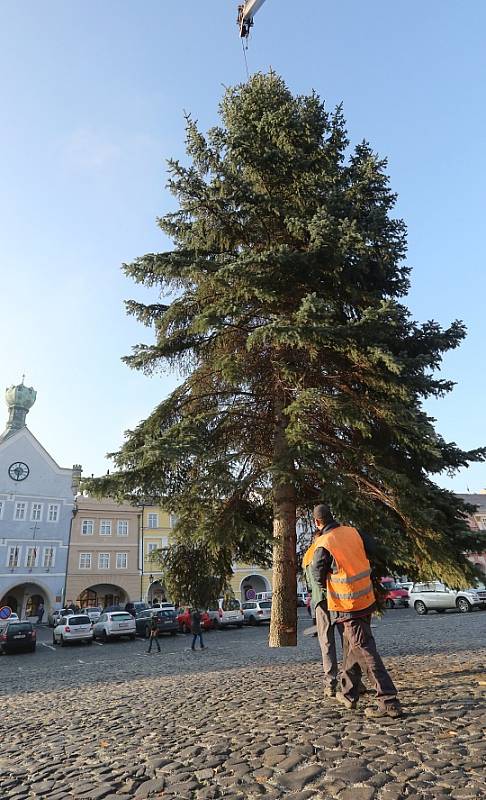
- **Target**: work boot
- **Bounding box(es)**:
[364,701,403,719]
[334,692,357,710]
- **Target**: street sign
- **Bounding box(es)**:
[0,606,12,620]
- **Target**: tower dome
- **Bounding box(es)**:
[1,378,37,440]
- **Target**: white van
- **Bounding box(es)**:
[207,598,244,628]
[255,592,273,602]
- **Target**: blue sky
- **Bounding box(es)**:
[0,0,484,491]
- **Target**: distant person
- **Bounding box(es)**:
[190,609,205,650]
[147,613,161,654]
[312,503,402,718]
[36,602,45,625]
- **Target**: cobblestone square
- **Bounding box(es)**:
[1,610,485,799]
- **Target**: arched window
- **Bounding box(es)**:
[78,589,98,607]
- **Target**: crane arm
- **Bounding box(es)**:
[238,0,268,38]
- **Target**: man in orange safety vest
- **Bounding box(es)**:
[311,503,402,718]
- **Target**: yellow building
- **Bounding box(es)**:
[142,506,273,604]
[141,506,174,603]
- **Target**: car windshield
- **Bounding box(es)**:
[85,607,100,613]
[382,582,401,591]
[68,616,91,626]
[158,610,175,619]
[260,601,272,609]
[222,599,241,611]
[110,613,132,621]
[7,623,32,632]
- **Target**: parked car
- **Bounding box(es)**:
[176,607,212,633]
[380,578,409,609]
[297,592,307,607]
[125,601,149,617]
[242,600,272,625]
[409,581,486,615]
[0,621,36,654]
[101,604,125,614]
[255,592,273,602]
[135,609,178,638]
[0,612,20,632]
[48,608,70,628]
[93,611,136,641]
[53,614,93,646]
[81,607,102,623]
[207,598,244,628]
[151,601,176,611]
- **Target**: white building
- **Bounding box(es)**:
[0,381,80,619]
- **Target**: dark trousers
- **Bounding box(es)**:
[191,632,204,649]
[315,602,362,690]
[341,615,397,707]
[147,632,161,652]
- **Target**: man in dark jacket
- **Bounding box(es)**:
[311,503,402,718]
[147,613,161,653]
[190,609,205,650]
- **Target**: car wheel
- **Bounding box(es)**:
[182,623,189,634]
[170,630,177,636]
[85,639,93,645]
[456,597,471,613]
[102,629,109,643]
[249,616,256,626]
[30,645,36,652]
[414,600,428,616]
[236,623,243,628]
[60,635,66,647]
[436,609,446,614]
[130,634,136,641]
[385,599,394,609]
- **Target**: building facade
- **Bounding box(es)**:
[0,382,78,618]
[456,493,486,576]
[141,505,273,604]
[66,496,142,608]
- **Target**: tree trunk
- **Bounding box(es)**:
[269,402,297,647]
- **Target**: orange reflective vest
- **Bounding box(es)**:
[313,526,375,613]
[302,540,317,569]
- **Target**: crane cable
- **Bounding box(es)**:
[241,35,250,79]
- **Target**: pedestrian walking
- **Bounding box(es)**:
[36,602,44,625]
[147,613,161,653]
[190,609,205,650]
[312,503,402,718]
[303,531,364,698]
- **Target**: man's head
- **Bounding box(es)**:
[313,503,334,530]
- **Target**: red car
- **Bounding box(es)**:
[176,607,212,633]
[381,578,409,609]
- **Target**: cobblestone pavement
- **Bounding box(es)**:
[1,609,485,799]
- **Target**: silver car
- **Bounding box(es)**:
[53,614,93,646]
[93,611,136,642]
[242,600,272,625]
[81,607,101,623]
[207,598,244,628]
[409,581,486,615]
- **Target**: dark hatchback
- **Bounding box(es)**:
[135,609,178,638]
[0,622,36,654]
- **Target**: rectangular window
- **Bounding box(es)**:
[169,513,178,529]
[98,553,110,569]
[25,546,38,568]
[79,552,92,569]
[116,552,127,569]
[147,513,158,529]
[47,504,59,522]
[14,502,26,521]
[30,503,43,521]
[160,536,169,549]
[42,547,55,568]
[147,542,158,556]
[100,519,112,535]
[117,520,129,536]
[81,519,94,535]
[0,500,3,519]
[7,545,21,568]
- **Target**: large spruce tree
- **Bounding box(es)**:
[88,73,486,646]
